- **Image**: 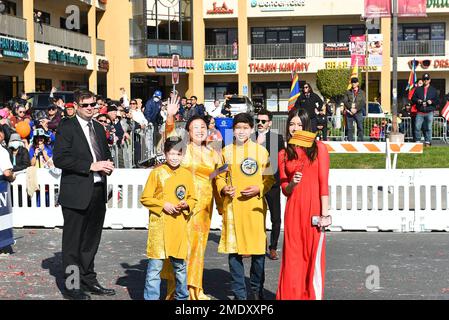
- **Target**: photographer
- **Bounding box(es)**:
[95,114,115,146]
[29,128,54,168]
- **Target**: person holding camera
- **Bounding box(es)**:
[411,73,439,147]
[29,129,53,168]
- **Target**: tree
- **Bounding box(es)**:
[316,69,364,100]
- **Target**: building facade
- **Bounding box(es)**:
[3,0,449,113]
[0,0,131,104]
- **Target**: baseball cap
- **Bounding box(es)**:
[153,90,162,98]
[422,73,431,80]
[351,77,359,84]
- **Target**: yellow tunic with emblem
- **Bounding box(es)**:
[161,144,223,299]
[216,140,275,255]
[140,164,197,260]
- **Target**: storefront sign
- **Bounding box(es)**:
[368,34,383,67]
[350,35,366,67]
[325,61,378,71]
[324,43,350,55]
[0,37,29,59]
[207,1,234,14]
[434,59,449,68]
[147,58,194,71]
[204,61,237,73]
[250,0,305,12]
[98,59,109,71]
[249,60,310,73]
[427,0,449,8]
[48,50,88,66]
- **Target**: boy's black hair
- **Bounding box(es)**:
[233,113,254,129]
[164,136,185,154]
[256,109,273,121]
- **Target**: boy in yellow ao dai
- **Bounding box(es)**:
[216,113,275,300]
[140,137,197,300]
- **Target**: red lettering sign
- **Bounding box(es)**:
[249,60,310,73]
[147,58,194,69]
[207,1,234,14]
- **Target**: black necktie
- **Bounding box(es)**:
[87,122,103,162]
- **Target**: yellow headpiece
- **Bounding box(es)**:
[288,131,317,148]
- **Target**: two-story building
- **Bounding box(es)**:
[0,0,130,103]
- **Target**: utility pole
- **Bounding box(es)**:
[390,0,404,142]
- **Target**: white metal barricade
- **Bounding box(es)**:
[9,168,449,233]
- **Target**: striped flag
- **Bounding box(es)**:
[442,101,449,122]
[0,179,14,250]
[288,71,301,111]
[407,58,417,93]
[209,163,229,180]
[347,61,359,90]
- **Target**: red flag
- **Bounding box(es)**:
[364,0,391,18]
[442,101,449,122]
[398,0,427,17]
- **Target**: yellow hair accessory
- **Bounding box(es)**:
[288,130,317,148]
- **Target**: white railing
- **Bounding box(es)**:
[251,43,306,60]
[34,23,92,53]
[397,40,446,57]
[0,14,27,39]
[9,168,449,232]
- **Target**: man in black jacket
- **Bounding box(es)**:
[255,110,285,261]
[342,77,366,141]
[411,73,439,147]
[294,83,323,132]
[53,90,116,300]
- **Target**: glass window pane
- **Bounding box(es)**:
[252,28,265,44]
[324,26,338,42]
[431,24,445,40]
[278,31,291,43]
[404,28,417,41]
[266,31,278,43]
[292,27,305,43]
[417,28,430,40]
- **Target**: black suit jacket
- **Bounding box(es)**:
[411,85,440,113]
[255,130,285,188]
[53,117,111,210]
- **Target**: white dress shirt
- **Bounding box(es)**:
[0,145,13,177]
[207,105,223,118]
[76,115,103,183]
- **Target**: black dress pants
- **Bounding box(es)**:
[62,184,106,288]
[265,186,281,251]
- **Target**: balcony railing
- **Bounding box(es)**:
[397,40,445,56]
[205,45,237,60]
[34,23,91,53]
[0,14,27,40]
[96,38,105,56]
[130,40,193,59]
[251,43,306,60]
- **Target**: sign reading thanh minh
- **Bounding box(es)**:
[249,60,310,73]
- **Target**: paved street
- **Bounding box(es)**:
[2,229,449,300]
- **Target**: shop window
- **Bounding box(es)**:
[398,23,445,41]
[3,1,17,15]
[35,78,52,92]
[251,27,306,45]
[323,25,366,43]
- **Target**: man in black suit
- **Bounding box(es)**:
[53,90,116,300]
[255,109,285,261]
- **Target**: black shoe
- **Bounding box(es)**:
[81,283,116,296]
[62,289,91,300]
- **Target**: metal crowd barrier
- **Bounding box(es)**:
[272,114,448,143]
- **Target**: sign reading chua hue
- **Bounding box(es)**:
[249,60,310,73]
[207,1,234,14]
[147,58,194,69]
[48,50,88,66]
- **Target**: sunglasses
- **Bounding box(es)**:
[256,119,269,124]
[18,111,26,114]
[79,102,97,108]
[408,60,431,69]
[130,102,137,105]
[98,119,107,123]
